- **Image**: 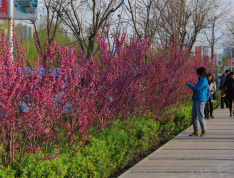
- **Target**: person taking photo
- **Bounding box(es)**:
[187,67,208,137]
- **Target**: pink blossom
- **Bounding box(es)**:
[0,29,213,166]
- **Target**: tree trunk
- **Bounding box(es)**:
[211,22,215,60]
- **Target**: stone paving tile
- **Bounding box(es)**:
[120,173,234,178]
[118,108,234,178]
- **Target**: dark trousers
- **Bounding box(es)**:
[228,99,233,114]
[221,96,229,108]
[204,98,214,118]
[207,98,213,116]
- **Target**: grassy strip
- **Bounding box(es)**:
[0,95,221,178]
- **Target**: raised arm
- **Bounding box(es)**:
[188,80,206,91]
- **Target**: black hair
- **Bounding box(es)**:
[226,72,232,82]
[196,67,207,77]
[225,70,230,74]
[230,72,234,75]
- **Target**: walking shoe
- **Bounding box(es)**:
[189,130,199,136]
[210,115,214,118]
[230,113,232,117]
[200,130,206,137]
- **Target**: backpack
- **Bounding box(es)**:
[206,83,210,102]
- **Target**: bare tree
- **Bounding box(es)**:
[31,0,62,56]
[201,0,229,60]
[52,0,124,58]
[124,0,170,41]
[204,18,224,60]
[160,0,229,51]
[154,0,194,49]
[221,17,234,52]
[219,17,234,72]
[125,0,229,52]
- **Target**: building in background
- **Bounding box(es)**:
[61,27,69,38]
[195,46,209,58]
[223,48,234,58]
[23,25,35,40]
[203,46,209,57]
[182,38,189,50]
[23,25,28,40]
[15,23,35,40]
[190,50,196,57]
[0,21,7,35]
[28,26,35,39]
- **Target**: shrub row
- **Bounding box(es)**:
[0,94,220,178]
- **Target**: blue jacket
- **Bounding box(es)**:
[188,77,209,102]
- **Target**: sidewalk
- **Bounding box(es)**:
[119,108,234,178]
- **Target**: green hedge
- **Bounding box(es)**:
[0,95,221,178]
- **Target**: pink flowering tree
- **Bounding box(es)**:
[0,28,214,166]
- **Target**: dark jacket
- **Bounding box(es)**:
[219,74,226,90]
[225,78,234,100]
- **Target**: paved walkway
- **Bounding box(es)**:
[119,108,234,178]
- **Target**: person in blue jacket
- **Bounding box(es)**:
[187,67,208,137]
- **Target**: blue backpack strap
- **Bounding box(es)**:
[207,83,210,102]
